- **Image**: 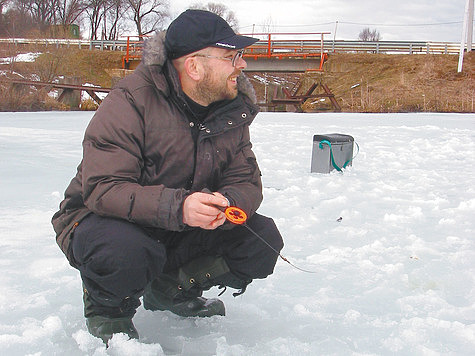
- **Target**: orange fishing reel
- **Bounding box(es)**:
[224,206,247,225]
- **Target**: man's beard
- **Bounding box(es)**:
[193,67,240,106]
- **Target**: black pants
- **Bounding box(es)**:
[72,212,284,309]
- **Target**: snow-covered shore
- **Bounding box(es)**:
[0,111,474,355]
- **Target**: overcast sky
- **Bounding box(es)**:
[167,0,471,43]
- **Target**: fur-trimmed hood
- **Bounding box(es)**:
[142,31,258,104]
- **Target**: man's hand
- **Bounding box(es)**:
[183,192,229,229]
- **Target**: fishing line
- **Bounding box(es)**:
[223,206,318,274]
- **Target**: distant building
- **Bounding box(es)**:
[49,24,80,39]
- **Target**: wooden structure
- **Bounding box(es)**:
[0,78,110,105]
[271,81,341,112]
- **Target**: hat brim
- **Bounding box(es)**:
[213,34,259,50]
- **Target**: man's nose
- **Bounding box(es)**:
[235,55,247,70]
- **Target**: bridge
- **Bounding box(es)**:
[1,35,470,72]
[119,33,468,72]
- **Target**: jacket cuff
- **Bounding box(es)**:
[157,188,189,231]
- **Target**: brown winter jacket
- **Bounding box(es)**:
[52,32,262,263]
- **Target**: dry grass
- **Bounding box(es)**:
[1,43,474,112]
[249,52,474,113]
[321,52,474,112]
[0,44,123,111]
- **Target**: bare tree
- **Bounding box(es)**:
[2,0,85,37]
[54,0,85,26]
[2,2,37,36]
[0,0,9,12]
[261,15,274,34]
[102,0,128,40]
[358,27,381,41]
[0,0,11,34]
[84,0,106,39]
[22,0,55,30]
[190,2,238,31]
[125,0,168,39]
[82,0,130,40]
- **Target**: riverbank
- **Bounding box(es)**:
[248,52,475,113]
[1,45,474,112]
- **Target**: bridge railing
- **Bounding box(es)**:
[243,32,330,56]
[0,37,470,56]
[324,40,463,54]
[241,32,330,71]
[122,36,146,68]
[0,37,132,50]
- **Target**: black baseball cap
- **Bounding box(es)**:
[165,9,259,59]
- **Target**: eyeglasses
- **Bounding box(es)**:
[192,50,244,67]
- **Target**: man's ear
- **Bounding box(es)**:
[183,57,203,81]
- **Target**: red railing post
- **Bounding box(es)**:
[267,33,272,58]
[126,36,130,64]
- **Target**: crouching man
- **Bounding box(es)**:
[52,9,284,343]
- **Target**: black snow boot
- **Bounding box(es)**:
[86,315,139,344]
[144,256,250,317]
[143,272,225,317]
[83,285,140,344]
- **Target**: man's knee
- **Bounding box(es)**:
[225,213,284,280]
[248,214,284,252]
[72,214,167,303]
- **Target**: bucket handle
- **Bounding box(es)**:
[318,140,360,172]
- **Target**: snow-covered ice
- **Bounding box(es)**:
[0,111,474,355]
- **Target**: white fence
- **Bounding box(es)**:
[327,40,463,54]
[0,38,129,51]
[0,37,470,55]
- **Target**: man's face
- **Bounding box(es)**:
[194,48,247,105]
